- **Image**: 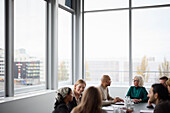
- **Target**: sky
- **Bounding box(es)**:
[84,1,170,62]
[1,0,170,62]
[0,0,45,58]
[0,0,4,50]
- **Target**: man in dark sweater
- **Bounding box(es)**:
[147,83,170,113]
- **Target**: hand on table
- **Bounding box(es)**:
[131,99,142,103]
[114,97,124,103]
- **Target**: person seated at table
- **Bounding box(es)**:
[71,86,107,113]
[52,87,73,113]
[126,75,148,103]
[67,79,86,112]
[147,76,168,108]
[159,76,168,87]
[166,78,170,96]
[98,75,124,106]
[147,83,170,113]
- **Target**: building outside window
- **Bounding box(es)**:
[0,0,4,96]
[14,0,46,93]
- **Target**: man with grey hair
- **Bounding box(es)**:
[98,75,124,106]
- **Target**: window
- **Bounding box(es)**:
[59,0,72,8]
[58,8,72,86]
[84,0,128,11]
[132,7,170,85]
[14,0,45,93]
[0,0,4,96]
[132,0,170,7]
[84,11,129,85]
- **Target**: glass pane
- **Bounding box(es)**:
[84,11,129,86]
[84,0,128,11]
[132,7,170,86]
[59,0,72,8]
[58,8,72,86]
[132,0,170,7]
[14,0,45,93]
[0,0,4,96]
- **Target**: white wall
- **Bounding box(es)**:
[0,92,56,113]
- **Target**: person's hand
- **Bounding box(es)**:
[114,97,124,102]
[131,99,138,102]
[113,98,118,103]
[132,99,141,102]
[148,98,152,106]
[117,97,124,102]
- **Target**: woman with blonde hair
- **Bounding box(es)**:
[126,75,148,103]
[71,86,106,113]
[68,79,86,112]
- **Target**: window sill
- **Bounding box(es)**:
[0,90,56,104]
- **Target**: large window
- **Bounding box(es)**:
[84,1,170,86]
[132,7,170,85]
[0,0,4,96]
[14,0,45,93]
[58,8,72,86]
[84,11,129,85]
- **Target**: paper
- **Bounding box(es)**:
[140,110,154,113]
[115,102,124,105]
[102,106,113,111]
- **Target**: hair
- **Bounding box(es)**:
[166,78,170,86]
[159,76,168,81]
[73,79,86,93]
[134,75,144,87]
[72,86,102,113]
[54,87,72,109]
[152,83,169,100]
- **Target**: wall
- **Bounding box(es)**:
[0,92,56,113]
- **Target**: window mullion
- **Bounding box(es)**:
[5,0,14,97]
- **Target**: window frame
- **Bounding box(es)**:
[83,0,170,86]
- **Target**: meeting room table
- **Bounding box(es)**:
[102,102,154,113]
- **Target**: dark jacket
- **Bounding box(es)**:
[52,102,69,113]
[154,99,170,113]
[67,96,82,112]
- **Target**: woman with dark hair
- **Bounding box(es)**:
[52,87,73,113]
[68,79,86,112]
[71,86,106,113]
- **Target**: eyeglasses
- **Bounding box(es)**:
[133,80,139,82]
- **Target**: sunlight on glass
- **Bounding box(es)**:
[132,0,170,7]
[14,0,45,92]
[0,0,4,95]
[84,0,128,11]
[58,8,72,85]
[132,7,170,85]
[84,11,129,85]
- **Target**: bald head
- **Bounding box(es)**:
[101,75,110,82]
[101,75,111,88]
